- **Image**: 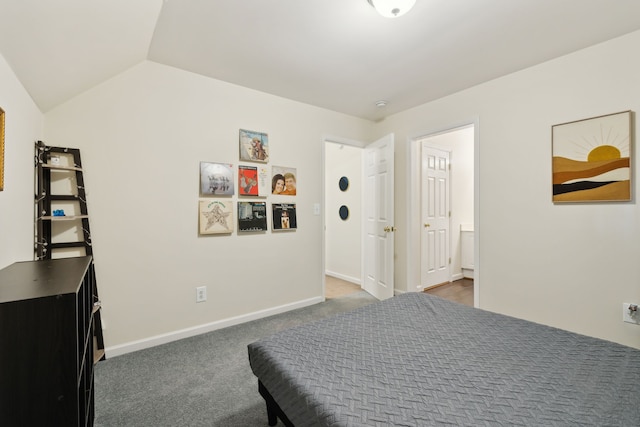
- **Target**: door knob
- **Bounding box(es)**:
[384,226,396,232]
[424,223,431,228]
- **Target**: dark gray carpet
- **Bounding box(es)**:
[94,291,377,426]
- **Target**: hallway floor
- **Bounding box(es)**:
[326,275,474,307]
[325,276,361,299]
[424,278,474,306]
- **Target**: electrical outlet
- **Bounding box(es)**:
[622,303,640,325]
[196,286,207,303]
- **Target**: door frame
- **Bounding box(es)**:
[322,135,366,300]
[322,134,395,301]
[406,119,480,307]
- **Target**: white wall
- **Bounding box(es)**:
[0,53,43,269]
[376,30,640,349]
[324,142,362,284]
[6,29,640,353]
[43,61,371,354]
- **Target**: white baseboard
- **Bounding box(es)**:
[413,273,465,292]
[105,296,324,358]
[325,270,361,285]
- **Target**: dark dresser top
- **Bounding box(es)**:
[0,256,92,303]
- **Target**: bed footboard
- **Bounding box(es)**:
[258,381,294,427]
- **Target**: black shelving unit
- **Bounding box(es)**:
[0,256,97,426]
[34,141,105,360]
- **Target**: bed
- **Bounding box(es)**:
[248,292,640,426]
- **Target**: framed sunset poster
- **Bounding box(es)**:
[552,111,632,202]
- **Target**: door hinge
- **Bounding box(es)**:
[449,257,452,264]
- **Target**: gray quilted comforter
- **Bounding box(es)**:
[248,293,640,426]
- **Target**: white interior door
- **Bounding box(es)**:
[421,144,450,288]
[363,134,394,300]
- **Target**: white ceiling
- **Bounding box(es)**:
[2,0,640,121]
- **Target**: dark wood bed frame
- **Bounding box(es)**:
[258,381,294,426]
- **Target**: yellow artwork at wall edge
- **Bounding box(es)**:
[0,108,4,191]
[552,110,633,202]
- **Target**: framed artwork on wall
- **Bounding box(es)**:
[552,110,633,202]
[271,166,297,195]
[198,200,234,234]
[272,203,297,230]
[239,129,269,163]
[0,107,4,191]
[238,201,268,232]
[200,162,234,196]
[238,165,259,196]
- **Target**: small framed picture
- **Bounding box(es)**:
[238,165,259,196]
[199,200,234,234]
[238,201,268,232]
[272,203,297,231]
[200,162,234,196]
[271,166,297,195]
[239,129,269,163]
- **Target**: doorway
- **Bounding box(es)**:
[409,123,477,305]
[323,134,395,301]
[324,140,363,298]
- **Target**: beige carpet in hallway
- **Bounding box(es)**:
[325,275,361,299]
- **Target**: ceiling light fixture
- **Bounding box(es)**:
[375,100,388,108]
[367,0,416,18]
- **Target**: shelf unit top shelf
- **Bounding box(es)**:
[40,163,83,172]
[38,215,89,221]
[0,256,92,304]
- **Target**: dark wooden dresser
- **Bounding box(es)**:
[0,256,97,426]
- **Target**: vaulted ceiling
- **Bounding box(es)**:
[2,0,640,121]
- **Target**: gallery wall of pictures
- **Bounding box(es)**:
[198,128,298,235]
